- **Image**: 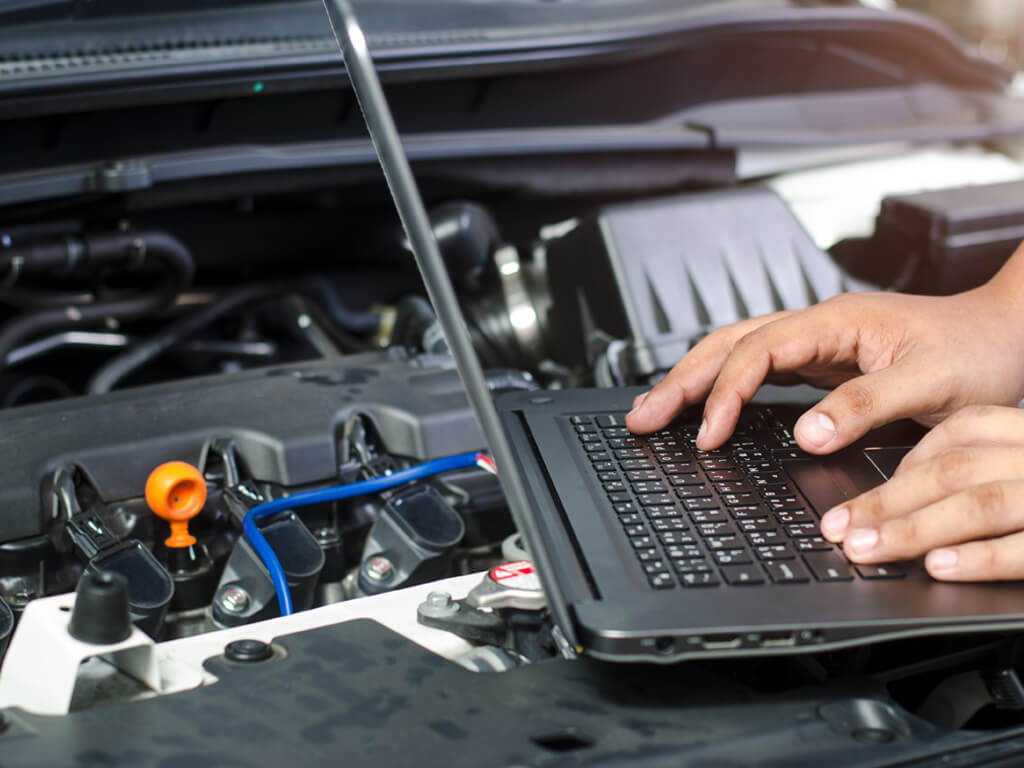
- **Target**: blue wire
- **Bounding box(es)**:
[241,451,483,616]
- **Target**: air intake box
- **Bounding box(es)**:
[543,187,861,379]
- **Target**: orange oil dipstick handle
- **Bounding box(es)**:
[145,461,207,548]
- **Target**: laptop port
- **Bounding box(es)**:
[760,632,796,648]
[655,636,676,655]
[701,634,741,650]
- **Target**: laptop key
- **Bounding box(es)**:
[768,497,804,512]
[683,498,720,511]
[765,560,811,584]
[603,481,626,493]
[636,548,661,562]
[795,536,834,552]
[632,480,667,494]
[722,492,759,507]
[661,462,698,475]
[608,437,641,449]
[648,572,675,589]
[593,460,615,472]
[750,472,786,486]
[615,448,647,460]
[588,451,611,463]
[666,544,703,559]
[680,571,720,587]
[624,524,647,537]
[715,481,754,495]
[619,458,656,471]
[747,530,786,547]
[785,523,820,538]
[689,509,729,524]
[755,544,795,560]
[651,519,690,532]
[697,521,738,538]
[714,549,753,565]
[646,505,683,519]
[720,564,765,585]
[598,471,620,482]
[619,513,643,525]
[630,535,655,549]
[596,414,627,428]
[677,485,712,499]
[673,560,712,574]
[613,502,637,515]
[855,563,906,579]
[626,470,660,482]
[704,535,743,550]
[730,505,766,520]
[608,492,632,504]
[803,551,855,581]
[776,510,816,525]
[570,415,592,425]
[761,484,799,499]
[668,472,703,486]
[660,531,697,545]
[603,426,631,438]
[699,458,737,471]
[584,442,608,453]
[642,560,667,574]
[737,518,778,533]
[639,493,675,506]
[706,469,744,482]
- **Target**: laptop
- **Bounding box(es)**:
[323,0,1024,661]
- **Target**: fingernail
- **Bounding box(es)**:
[846,528,878,555]
[627,391,650,417]
[795,411,836,449]
[820,506,850,540]
[927,548,959,572]
[695,419,708,445]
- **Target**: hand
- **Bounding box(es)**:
[818,405,1024,581]
[624,285,1024,453]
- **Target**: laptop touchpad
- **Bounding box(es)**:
[783,448,910,515]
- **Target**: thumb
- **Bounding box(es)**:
[793,360,938,454]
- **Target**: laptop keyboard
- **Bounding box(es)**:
[571,409,906,590]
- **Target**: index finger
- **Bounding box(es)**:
[625,311,789,434]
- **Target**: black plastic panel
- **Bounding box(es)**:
[3,619,1024,766]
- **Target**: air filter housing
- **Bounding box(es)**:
[543,186,866,379]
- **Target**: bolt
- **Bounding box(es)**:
[365,555,394,582]
[218,585,251,614]
[224,639,272,663]
[314,527,337,545]
[426,591,453,610]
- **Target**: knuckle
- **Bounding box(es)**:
[836,381,875,418]
[850,490,885,526]
[969,482,1005,515]
[933,448,974,488]
[977,540,1004,576]
[883,516,920,555]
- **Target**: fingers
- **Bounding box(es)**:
[927,529,1024,581]
[696,309,852,449]
[820,445,1024,541]
[830,479,1024,565]
[897,405,1024,474]
[789,360,947,455]
[625,312,788,434]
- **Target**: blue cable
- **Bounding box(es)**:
[241,451,484,616]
